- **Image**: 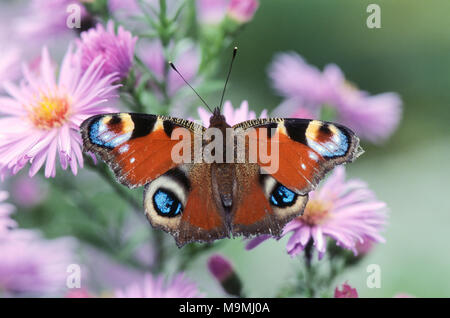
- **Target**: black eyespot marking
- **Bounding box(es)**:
[163,120,175,138]
[130,114,156,139]
[109,115,121,125]
[270,184,297,208]
[152,188,183,218]
[284,120,309,145]
[319,123,332,135]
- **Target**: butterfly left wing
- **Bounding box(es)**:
[80,112,204,188]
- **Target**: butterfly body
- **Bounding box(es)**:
[81,108,361,247]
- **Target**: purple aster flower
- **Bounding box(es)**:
[0,191,16,238]
[246,167,387,258]
[17,0,87,39]
[0,230,76,295]
[334,282,358,298]
[197,100,268,127]
[0,46,119,178]
[322,64,402,143]
[268,52,402,143]
[140,40,201,97]
[77,21,137,79]
[269,52,330,106]
[227,0,259,23]
[115,273,203,298]
[196,0,229,25]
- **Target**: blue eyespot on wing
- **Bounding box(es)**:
[270,184,297,208]
[153,189,183,217]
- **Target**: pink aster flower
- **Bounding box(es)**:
[269,52,330,106]
[196,0,229,25]
[198,100,268,127]
[0,191,16,238]
[77,21,137,79]
[0,46,119,178]
[140,40,201,97]
[246,167,387,258]
[0,230,76,295]
[322,64,402,144]
[268,52,402,143]
[115,273,203,298]
[334,282,358,298]
[227,0,259,23]
[17,0,87,39]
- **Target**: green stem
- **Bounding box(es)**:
[303,239,316,297]
[85,158,142,212]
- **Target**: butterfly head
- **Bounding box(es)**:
[209,106,230,129]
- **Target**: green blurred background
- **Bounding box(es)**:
[188,0,450,297]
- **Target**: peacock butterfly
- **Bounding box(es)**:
[80,49,362,247]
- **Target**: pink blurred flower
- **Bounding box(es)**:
[11,175,48,208]
[17,0,87,39]
[271,98,317,119]
[0,46,119,178]
[0,230,76,295]
[246,167,387,258]
[269,52,329,106]
[65,288,92,298]
[0,46,21,91]
[0,191,16,238]
[77,21,137,79]
[196,0,229,25]
[227,0,259,23]
[323,64,402,144]
[334,282,358,298]
[141,40,201,97]
[115,273,203,298]
[108,0,140,14]
[394,293,415,298]
[268,52,402,143]
[198,100,267,127]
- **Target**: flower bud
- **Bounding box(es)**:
[227,0,259,23]
[207,254,243,297]
[334,282,358,298]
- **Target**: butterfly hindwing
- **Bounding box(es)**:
[80,113,204,188]
[231,163,308,238]
[143,164,229,247]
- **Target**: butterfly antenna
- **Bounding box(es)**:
[168,61,213,113]
[219,47,238,111]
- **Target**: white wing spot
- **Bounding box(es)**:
[130,158,135,163]
[301,163,306,170]
[309,151,319,162]
[119,144,129,154]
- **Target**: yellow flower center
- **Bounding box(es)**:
[28,93,70,130]
[299,199,332,226]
